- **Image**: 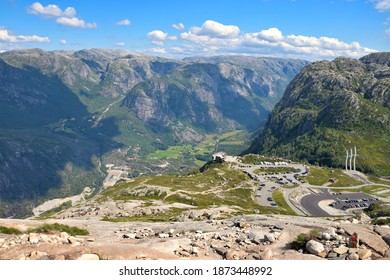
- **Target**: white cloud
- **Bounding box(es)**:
[28,2,96,29]
[147,30,168,41]
[116,42,126,46]
[116,19,131,26]
[177,21,377,60]
[185,20,240,39]
[59,39,67,45]
[0,28,50,43]
[149,48,167,54]
[56,17,97,28]
[386,28,390,37]
[372,0,390,11]
[172,23,185,30]
[147,30,178,45]
[257,28,283,41]
[27,2,76,17]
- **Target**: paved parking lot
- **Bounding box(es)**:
[300,188,378,216]
[234,162,382,216]
[234,163,308,207]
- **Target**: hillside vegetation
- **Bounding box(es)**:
[250,53,390,176]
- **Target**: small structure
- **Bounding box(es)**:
[212,152,227,163]
[328,178,339,184]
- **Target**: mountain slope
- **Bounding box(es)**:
[0,49,306,217]
[250,53,390,175]
[122,57,307,138]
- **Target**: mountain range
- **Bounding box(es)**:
[0,48,306,217]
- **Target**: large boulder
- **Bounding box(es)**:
[306,240,325,255]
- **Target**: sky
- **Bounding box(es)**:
[0,0,389,60]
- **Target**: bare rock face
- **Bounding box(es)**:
[122,57,306,135]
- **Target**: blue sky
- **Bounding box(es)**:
[0,0,389,60]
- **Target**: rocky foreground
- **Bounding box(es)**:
[1,215,389,260]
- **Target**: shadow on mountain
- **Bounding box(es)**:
[0,60,121,217]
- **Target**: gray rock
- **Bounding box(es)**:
[211,245,227,258]
[248,230,266,243]
[191,247,199,255]
[333,245,348,255]
[28,233,40,244]
[321,233,331,241]
[358,249,372,260]
[327,252,338,259]
[28,251,48,260]
[60,232,69,239]
[77,254,100,260]
[265,233,276,243]
[123,233,136,239]
[382,234,390,247]
[260,248,273,260]
[348,248,359,254]
[306,240,325,255]
[347,252,359,260]
[158,233,169,238]
[324,227,337,236]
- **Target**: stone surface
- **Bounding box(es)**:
[306,240,325,255]
[28,233,40,244]
[321,233,331,241]
[265,233,275,243]
[346,253,359,260]
[358,249,372,260]
[28,251,48,260]
[382,234,390,247]
[344,224,389,256]
[260,248,273,260]
[123,233,136,239]
[77,254,100,260]
[333,245,349,255]
[374,226,390,237]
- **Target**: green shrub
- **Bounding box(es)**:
[28,223,89,236]
[0,226,22,235]
[290,229,321,250]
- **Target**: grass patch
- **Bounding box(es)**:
[0,226,22,235]
[329,185,384,195]
[281,184,300,189]
[102,208,185,222]
[241,154,283,165]
[367,175,390,186]
[253,167,299,174]
[272,190,297,215]
[28,223,89,236]
[147,145,193,160]
[307,167,361,187]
